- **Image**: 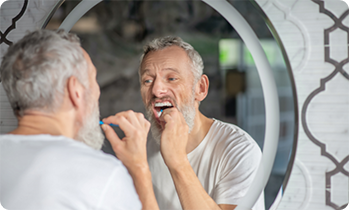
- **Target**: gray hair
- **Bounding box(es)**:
[0,29,88,117]
[139,36,204,84]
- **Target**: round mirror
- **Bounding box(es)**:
[45,1,297,209]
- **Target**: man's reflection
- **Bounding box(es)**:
[140,36,265,210]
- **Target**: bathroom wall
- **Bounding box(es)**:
[255,0,349,209]
[0,0,59,133]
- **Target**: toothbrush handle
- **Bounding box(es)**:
[99,120,119,127]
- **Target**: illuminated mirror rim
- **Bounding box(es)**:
[42,0,294,209]
[250,0,299,192]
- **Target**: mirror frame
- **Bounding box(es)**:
[54,1,294,209]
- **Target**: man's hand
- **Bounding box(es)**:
[101,111,150,175]
[159,108,233,210]
[102,111,159,210]
[159,107,189,169]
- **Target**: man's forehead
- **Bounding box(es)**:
[141,67,180,75]
[140,46,191,73]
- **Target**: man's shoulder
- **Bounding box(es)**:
[209,120,256,145]
[0,134,139,209]
[51,137,124,172]
[1,134,124,171]
[206,119,261,158]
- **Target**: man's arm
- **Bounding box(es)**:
[159,108,237,210]
[169,158,237,210]
[102,111,159,210]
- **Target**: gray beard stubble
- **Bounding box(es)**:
[146,90,196,145]
[75,95,105,150]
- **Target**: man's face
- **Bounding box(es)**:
[140,46,196,143]
[75,50,104,150]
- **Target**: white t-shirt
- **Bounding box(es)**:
[0,134,141,210]
[147,119,265,210]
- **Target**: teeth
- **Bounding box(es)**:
[154,102,173,107]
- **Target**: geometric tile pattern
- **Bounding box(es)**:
[256,0,349,209]
[1,0,58,134]
[0,0,28,46]
[302,1,349,209]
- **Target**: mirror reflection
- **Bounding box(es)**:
[46,0,296,209]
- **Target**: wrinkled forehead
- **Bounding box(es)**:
[140,46,192,76]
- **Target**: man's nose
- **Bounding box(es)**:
[152,78,167,98]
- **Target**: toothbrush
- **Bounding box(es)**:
[158,109,163,117]
[100,110,163,127]
[99,120,119,127]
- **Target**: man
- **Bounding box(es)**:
[0,29,158,210]
[139,36,265,210]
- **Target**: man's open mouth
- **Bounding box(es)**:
[153,101,174,118]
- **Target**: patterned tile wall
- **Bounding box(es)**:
[255,0,349,209]
[0,0,58,133]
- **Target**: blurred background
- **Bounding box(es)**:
[46,0,296,209]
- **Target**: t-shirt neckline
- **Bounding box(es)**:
[187,119,218,158]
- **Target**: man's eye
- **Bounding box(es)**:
[144,79,153,84]
[168,78,177,81]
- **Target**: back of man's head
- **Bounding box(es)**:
[0,29,88,117]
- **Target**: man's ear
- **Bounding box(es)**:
[66,76,84,109]
[195,74,209,102]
